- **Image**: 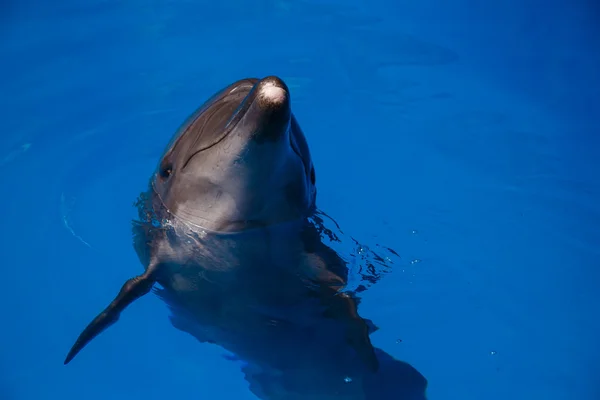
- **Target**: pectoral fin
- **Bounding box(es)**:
[342,294,380,372]
[300,221,380,372]
[64,269,157,365]
[326,292,380,372]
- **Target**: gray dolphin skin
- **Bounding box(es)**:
[64,76,428,399]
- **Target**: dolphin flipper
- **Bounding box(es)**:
[330,292,380,372]
[363,318,379,334]
[300,222,380,373]
[63,265,158,365]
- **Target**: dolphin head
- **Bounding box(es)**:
[152,76,317,232]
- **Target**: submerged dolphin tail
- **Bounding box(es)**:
[63,265,158,365]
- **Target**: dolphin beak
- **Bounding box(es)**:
[239,76,291,143]
[255,76,290,111]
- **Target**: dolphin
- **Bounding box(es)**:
[64,76,428,399]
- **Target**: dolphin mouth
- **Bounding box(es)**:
[180,84,256,169]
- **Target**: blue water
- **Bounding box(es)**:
[1,1,598,399]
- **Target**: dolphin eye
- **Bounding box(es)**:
[310,166,315,185]
[159,160,173,179]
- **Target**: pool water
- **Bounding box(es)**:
[1,1,598,399]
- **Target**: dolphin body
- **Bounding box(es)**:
[64,76,428,399]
